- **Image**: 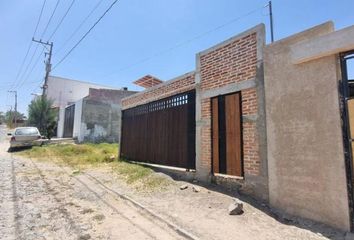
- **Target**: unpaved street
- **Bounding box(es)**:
[0,125,187,240]
[0,125,347,240]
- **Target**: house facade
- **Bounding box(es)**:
[46,76,120,138]
[120,22,354,231]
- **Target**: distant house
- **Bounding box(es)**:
[46,75,136,140]
[47,75,116,108]
[73,88,137,143]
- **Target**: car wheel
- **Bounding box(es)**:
[8,147,13,153]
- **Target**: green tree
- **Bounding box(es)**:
[4,110,25,128]
[28,96,57,139]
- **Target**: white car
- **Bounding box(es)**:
[8,127,43,151]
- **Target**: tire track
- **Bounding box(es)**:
[26,157,194,239]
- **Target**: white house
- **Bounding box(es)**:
[46,75,119,138]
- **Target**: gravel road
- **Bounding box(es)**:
[0,125,187,240]
[0,125,347,240]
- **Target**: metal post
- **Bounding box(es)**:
[268,1,274,43]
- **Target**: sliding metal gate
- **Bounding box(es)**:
[120,90,195,169]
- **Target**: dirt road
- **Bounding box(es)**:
[0,125,190,240]
[0,125,347,240]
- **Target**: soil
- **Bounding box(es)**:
[0,125,346,240]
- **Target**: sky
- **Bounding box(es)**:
[0,0,354,114]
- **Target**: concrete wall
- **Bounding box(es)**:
[78,89,137,143]
[72,99,83,140]
[264,22,350,230]
[57,108,65,138]
[80,99,120,143]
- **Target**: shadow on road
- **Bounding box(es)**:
[7,146,32,153]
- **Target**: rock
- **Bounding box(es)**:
[93,214,105,222]
[228,199,243,215]
[192,179,198,183]
[109,155,116,161]
[192,186,200,192]
[72,169,80,175]
[78,233,91,240]
[180,184,188,190]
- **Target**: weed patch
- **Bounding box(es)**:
[17,143,171,190]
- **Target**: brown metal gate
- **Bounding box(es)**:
[63,104,75,138]
[120,90,195,169]
[212,92,243,176]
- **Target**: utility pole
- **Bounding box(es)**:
[8,91,17,128]
[32,38,53,96]
[268,1,274,43]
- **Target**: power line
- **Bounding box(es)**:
[53,0,119,70]
[104,5,266,77]
[17,0,76,93]
[17,47,45,90]
[48,0,76,40]
[11,0,47,90]
[15,0,60,90]
[40,0,61,39]
[56,0,105,55]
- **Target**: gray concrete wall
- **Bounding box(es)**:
[78,89,137,143]
[80,99,121,143]
[73,99,83,139]
[264,22,350,231]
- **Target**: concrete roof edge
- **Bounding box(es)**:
[48,75,120,90]
[266,21,334,48]
[122,71,196,101]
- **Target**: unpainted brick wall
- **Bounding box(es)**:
[122,72,195,109]
[199,32,260,176]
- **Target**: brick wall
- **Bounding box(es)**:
[199,30,261,176]
[122,72,196,109]
[88,88,137,105]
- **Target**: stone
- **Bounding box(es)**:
[192,186,200,192]
[109,155,116,161]
[228,199,243,215]
[72,169,80,175]
[79,233,91,240]
[180,185,188,190]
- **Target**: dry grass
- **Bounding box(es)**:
[17,143,171,190]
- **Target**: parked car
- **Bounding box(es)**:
[8,127,43,151]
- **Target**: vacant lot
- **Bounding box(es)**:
[0,141,345,239]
